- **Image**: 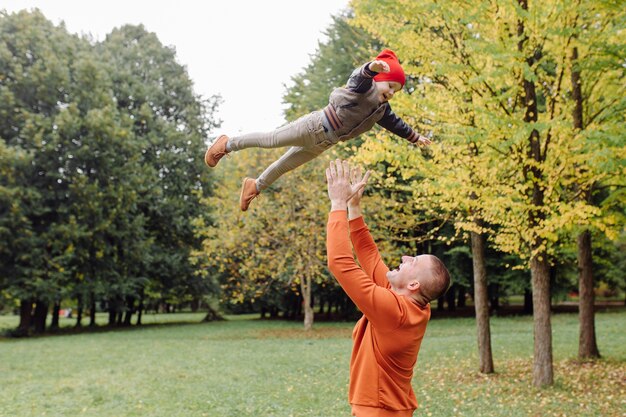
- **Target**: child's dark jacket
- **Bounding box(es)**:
[323,63,421,143]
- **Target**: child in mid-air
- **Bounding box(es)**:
[205,49,431,211]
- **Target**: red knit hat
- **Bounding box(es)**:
[373,49,406,88]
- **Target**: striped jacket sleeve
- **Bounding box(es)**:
[377,105,422,144]
[346,63,377,93]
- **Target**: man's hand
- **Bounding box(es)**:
[348,166,370,207]
[369,60,390,74]
[326,159,368,211]
[348,165,371,220]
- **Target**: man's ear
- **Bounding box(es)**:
[407,280,420,293]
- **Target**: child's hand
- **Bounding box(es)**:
[369,60,390,74]
[416,135,432,146]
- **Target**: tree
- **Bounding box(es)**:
[352,0,501,374]
[564,1,625,359]
[351,0,624,386]
[98,24,220,324]
[1,11,221,334]
[0,9,85,334]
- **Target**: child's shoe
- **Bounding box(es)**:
[204,135,229,167]
[240,178,260,211]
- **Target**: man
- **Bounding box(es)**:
[325,159,450,417]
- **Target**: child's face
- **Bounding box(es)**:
[375,81,402,103]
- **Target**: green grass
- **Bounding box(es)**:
[0,311,624,417]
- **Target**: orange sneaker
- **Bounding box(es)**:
[240,177,260,211]
[204,135,229,167]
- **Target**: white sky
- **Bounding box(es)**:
[2,0,351,138]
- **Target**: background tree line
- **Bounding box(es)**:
[348,0,624,386]
[0,9,220,335]
[195,0,624,388]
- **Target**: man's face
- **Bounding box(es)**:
[386,255,428,294]
[375,80,402,103]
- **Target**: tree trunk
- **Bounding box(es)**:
[137,293,144,326]
[488,284,500,314]
[202,306,224,322]
[570,44,600,360]
[89,298,96,327]
[446,284,456,312]
[437,296,445,312]
[108,307,116,326]
[531,254,554,386]
[523,288,533,315]
[17,299,33,336]
[301,271,314,332]
[577,230,600,358]
[471,230,494,374]
[76,294,83,327]
[32,300,48,334]
[123,310,133,326]
[518,0,553,387]
[123,297,134,326]
[50,301,60,330]
[457,286,466,308]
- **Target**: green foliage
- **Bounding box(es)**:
[98,23,221,314]
[350,0,625,287]
[0,9,220,331]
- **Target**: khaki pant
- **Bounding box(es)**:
[229,111,336,191]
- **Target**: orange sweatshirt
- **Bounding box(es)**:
[327,211,430,416]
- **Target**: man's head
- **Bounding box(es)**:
[386,254,450,304]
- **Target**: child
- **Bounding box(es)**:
[205,49,431,211]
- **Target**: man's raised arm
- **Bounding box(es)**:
[347,167,390,289]
[326,160,403,328]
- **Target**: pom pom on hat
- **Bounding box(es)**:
[373,49,406,88]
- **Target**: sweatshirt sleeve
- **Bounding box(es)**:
[327,210,407,330]
[349,216,391,289]
[346,63,377,94]
[377,104,422,144]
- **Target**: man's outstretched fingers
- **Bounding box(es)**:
[342,160,351,180]
[335,158,344,178]
[353,172,370,195]
[325,168,333,185]
[329,159,337,179]
[362,170,371,185]
[346,182,366,202]
[351,166,359,184]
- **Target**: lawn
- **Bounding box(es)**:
[0,311,624,417]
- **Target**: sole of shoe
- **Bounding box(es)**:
[240,177,256,212]
[204,135,228,167]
